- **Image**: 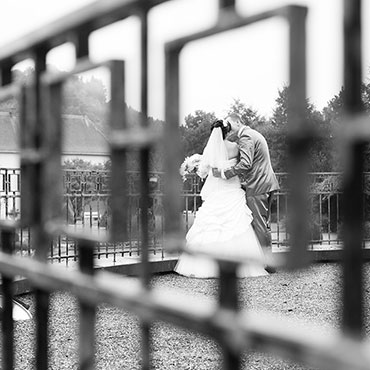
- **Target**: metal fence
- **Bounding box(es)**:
[183,171,357,250]
[0,0,369,370]
[1,168,166,263]
[2,168,365,264]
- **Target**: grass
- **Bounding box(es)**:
[7,262,370,369]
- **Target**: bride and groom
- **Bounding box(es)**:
[175,113,279,278]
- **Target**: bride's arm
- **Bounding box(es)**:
[197,162,210,179]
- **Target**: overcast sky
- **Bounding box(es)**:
[1,0,370,122]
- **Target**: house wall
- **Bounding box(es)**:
[0,153,19,169]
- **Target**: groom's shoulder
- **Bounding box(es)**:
[240,126,257,139]
[242,126,265,140]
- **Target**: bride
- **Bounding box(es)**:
[174,119,268,278]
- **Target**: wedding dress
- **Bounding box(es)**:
[174,127,268,279]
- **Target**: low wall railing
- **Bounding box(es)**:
[1,168,368,265]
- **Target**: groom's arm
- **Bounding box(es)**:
[223,135,255,179]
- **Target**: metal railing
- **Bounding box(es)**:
[0,0,369,370]
[183,171,349,249]
[2,168,366,264]
[1,168,166,263]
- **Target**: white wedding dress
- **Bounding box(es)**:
[174,157,268,278]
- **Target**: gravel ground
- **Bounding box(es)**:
[6,262,370,369]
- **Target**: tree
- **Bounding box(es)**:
[62,158,107,171]
[322,86,370,172]
[62,74,107,129]
[225,97,287,171]
[0,67,109,130]
[227,98,266,129]
[0,67,34,111]
[269,86,331,172]
[181,110,217,156]
[322,88,344,125]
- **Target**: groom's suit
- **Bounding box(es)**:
[224,125,279,250]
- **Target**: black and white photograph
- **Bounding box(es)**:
[0,0,370,369]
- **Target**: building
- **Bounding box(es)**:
[0,111,110,168]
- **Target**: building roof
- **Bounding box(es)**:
[0,112,109,155]
[0,112,18,153]
[62,114,108,155]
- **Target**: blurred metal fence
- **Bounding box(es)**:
[0,0,369,370]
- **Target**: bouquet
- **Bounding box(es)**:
[179,153,203,181]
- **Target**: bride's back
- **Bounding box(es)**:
[225,140,239,160]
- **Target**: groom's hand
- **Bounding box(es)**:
[223,168,235,179]
[212,168,221,178]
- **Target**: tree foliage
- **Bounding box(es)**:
[62,158,108,171]
[0,66,108,129]
[62,75,107,128]
[227,98,265,128]
[181,110,217,156]
[268,86,335,171]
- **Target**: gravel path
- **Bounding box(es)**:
[7,262,370,369]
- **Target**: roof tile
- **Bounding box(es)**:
[0,112,109,155]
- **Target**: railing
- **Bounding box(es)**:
[182,171,348,249]
[1,168,166,264]
[163,171,370,249]
[2,168,368,265]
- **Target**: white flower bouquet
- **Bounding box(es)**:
[179,153,203,181]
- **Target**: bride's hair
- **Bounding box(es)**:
[211,119,231,139]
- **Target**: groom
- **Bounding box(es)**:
[213,113,279,268]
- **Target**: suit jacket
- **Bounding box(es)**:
[227,126,279,196]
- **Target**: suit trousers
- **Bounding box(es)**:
[246,193,272,252]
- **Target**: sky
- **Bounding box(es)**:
[1,0,370,122]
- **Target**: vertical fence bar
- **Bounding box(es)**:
[4,171,9,218]
[109,60,128,243]
[78,239,96,370]
[284,193,289,245]
[164,43,183,248]
[319,194,322,244]
[341,0,364,337]
[0,226,15,370]
[140,5,151,370]
[41,80,63,227]
[275,193,280,247]
[362,190,366,247]
[328,196,331,245]
[219,0,235,12]
[31,48,51,370]
[139,5,150,288]
[218,261,240,370]
[20,85,36,228]
[75,28,90,60]
[0,64,12,86]
[336,194,340,245]
[286,6,309,268]
[35,288,50,370]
